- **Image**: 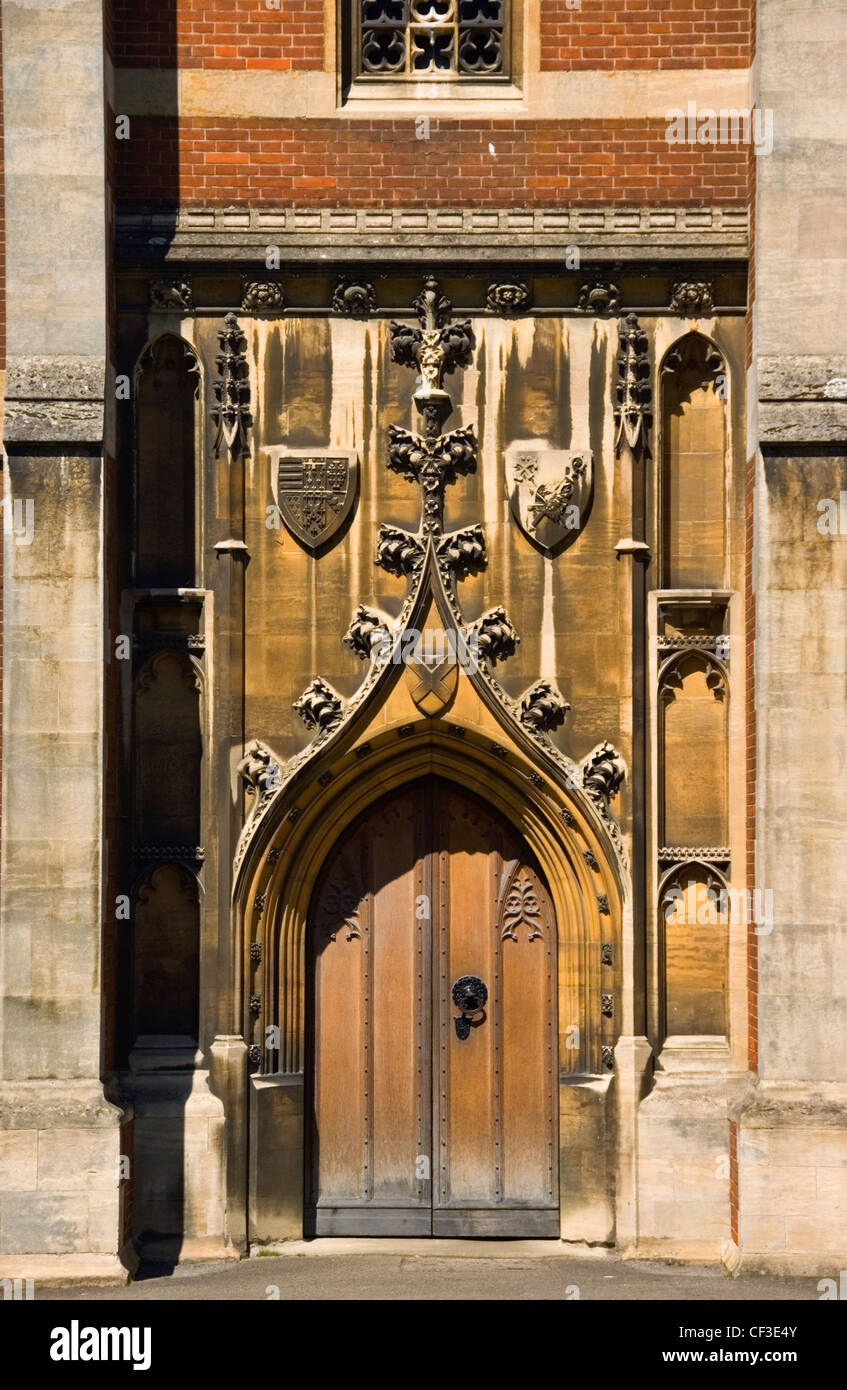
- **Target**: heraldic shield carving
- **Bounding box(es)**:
[505,444,593,558]
[269,448,358,553]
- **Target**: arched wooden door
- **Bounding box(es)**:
[305,777,558,1237]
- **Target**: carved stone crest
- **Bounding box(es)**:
[404,637,459,716]
[269,447,358,553]
[505,444,593,556]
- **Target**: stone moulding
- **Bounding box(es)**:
[116,206,750,264]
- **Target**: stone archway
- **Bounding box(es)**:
[235,723,626,1245]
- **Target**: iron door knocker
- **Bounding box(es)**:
[452,975,488,1040]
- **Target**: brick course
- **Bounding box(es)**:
[116,117,749,205]
[112,0,754,73]
[113,0,325,70]
[540,0,754,70]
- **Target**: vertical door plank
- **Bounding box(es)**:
[436,783,498,1208]
[369,794,428,1205]
[499,864,557,1205]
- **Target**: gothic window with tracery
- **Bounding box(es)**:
[357,0,507,79]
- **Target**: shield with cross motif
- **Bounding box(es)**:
[504,443,593,558]
[269,448,359,553]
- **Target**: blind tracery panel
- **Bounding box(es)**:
[359,0,506,78]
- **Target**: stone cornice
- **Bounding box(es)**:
[116,204,749,264]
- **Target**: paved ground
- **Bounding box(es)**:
[35,1240,820,1301]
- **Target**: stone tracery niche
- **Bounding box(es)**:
[660,332,727,588]
[135,334,199,587]
[133,649,202,846]
[660,864,729,1037]
[132,649,202,1041]
[133,863,200,1040]
[658,649,729,1039]
[659,651,728,850]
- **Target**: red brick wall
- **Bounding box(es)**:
[116,117,749,206]
[540,0,754,70]
[112,0,754,72]
[113,0,324,69]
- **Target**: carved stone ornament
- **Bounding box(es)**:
[601,942,613,965]
[237,740,282,805]
[659,650,727,703]
[613,313,652,462]
[343,605,390,661]
[658,846,731,864]
[293,678,344,736]
[250,941,262,963]
[150,278,193,312]
[269,448,359,554]
[577,278,620,315]
[582,742,627,804]
[519,680,570,735]
[470,606,520,666]
[486,281,532,315]
[505,444,593,557]
[670,280,714,316]
[242,281,285,312]
[602,993,613,1018]
[332,278,377,316]
[660,864,728,923]
[212,312,251,459]
[233,275,631,885]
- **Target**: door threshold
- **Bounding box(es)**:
[251,1238,614,1259]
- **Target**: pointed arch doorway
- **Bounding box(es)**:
[305,775,559,1237]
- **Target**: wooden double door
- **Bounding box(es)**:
[306,776,559,1237]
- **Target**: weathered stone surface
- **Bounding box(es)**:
[758,401,847,443]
